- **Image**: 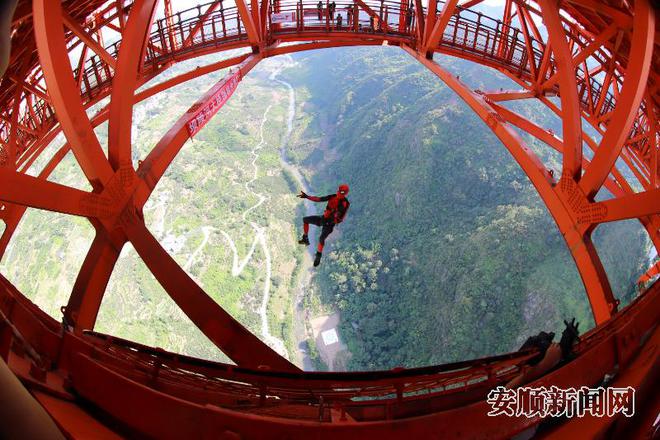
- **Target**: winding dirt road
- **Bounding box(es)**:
[217,103,289,359]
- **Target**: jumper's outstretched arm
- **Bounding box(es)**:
[297,191,332,202]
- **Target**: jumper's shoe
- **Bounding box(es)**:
[298,235,310,245]
[314,252,322,267]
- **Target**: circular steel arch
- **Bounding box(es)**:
[0,0,660,369]
[0,0,658,437]
[0,0,660,384]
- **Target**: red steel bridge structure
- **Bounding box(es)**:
[0,0,658,438]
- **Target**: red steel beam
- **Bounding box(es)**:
[32,0,114,190]
[22,281,656,437]
[424,0,437,48]
[116,0,126,29]
[0,3,658,433]
[65,230,124,330]
[564,0,633,28]
[124,219,299,371]
[260,0,269,37]
[0,169,110,218]
[398,0,407,31]
[235,0,262,45]
[107,0,159,170]
[20,53,248,179]
[541,22,619,93]
[570,22,619,69]
[491,89,648,205]
[9,0,656,360]
[7,54,250,260]
[75,46,89,89]
[594,62,615,118]
[17,0,648,185]
[164,0,178,52]
[11,0,171,333]
[62,10,117,70]
[537,0,583,182]
[523,90,660,252]
[650,96,658,188]
[588,188,660,224]
[413,0,425,41]
[63,55,261,351]
[424,0,458,53]
[490,102,623,197]
[182,1,222,48]
[64,61,247,332]
[0,145,70,259]
[579,0,654,199]
[263,40,385,58]
[536,40,553,85]
[8,76,51,104]
[496,0,513,59]
[355,0,391,32]
[535,92,629,187]
[517,5,541,42]
[621,148,652,190]
[484,90,536,102]
[251,0,261,37]
[583,61,595,114]
[626,146,651,182]
[25,94,41,133]
[515,3,536,80]
[4,85,22,168]
[638,261,660,285]
[130,52,295,370]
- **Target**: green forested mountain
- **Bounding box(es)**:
[281,47,649,370]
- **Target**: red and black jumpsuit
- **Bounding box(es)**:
[303,194,350,253]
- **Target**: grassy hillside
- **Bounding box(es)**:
[0,54,303,363]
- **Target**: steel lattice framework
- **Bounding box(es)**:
[0,0,658,438]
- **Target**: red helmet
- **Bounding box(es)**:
[338,184,349,195]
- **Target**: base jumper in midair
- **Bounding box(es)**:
[298,184,350,267]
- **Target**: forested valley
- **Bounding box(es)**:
[281,47,649,370]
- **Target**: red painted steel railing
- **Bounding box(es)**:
[1,0,628,164]
[1,270,658,430]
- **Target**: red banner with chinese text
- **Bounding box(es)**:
[186,69,242,137]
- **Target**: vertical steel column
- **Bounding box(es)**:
[579,0,654,199]
[33,0,114,190]
[538,0,583,181]
[107,0,158,170]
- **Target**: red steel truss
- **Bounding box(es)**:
[0,0,657,437]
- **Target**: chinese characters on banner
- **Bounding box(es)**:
[186,69,242,137]
[486,386,635,418]
[271,12,296,23]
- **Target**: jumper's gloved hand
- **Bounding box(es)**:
[559,318,580,359]
[298,191,308,199]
